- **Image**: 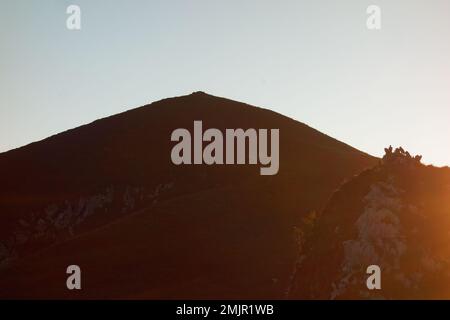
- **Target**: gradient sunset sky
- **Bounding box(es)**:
[1,0,449,166]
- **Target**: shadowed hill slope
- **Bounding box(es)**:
[0,92,376,298]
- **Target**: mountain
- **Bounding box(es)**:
[0,92,376,299]
[289,147,450,299]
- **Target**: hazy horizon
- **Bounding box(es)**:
[1,0,450,166]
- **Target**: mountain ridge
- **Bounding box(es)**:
[0,91,373,160]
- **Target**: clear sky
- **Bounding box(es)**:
[1,0,449,166]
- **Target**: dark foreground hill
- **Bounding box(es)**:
[289,148,450,299]
[0,92,375,299]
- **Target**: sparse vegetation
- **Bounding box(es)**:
[382,145,422,166]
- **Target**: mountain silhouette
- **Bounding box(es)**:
[0,92,376,299]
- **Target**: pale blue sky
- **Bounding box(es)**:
[1,0,449,166]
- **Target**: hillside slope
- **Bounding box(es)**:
[290,148,450,299]
[0,92,376,298]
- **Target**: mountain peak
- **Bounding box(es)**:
[190,90,208,96]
